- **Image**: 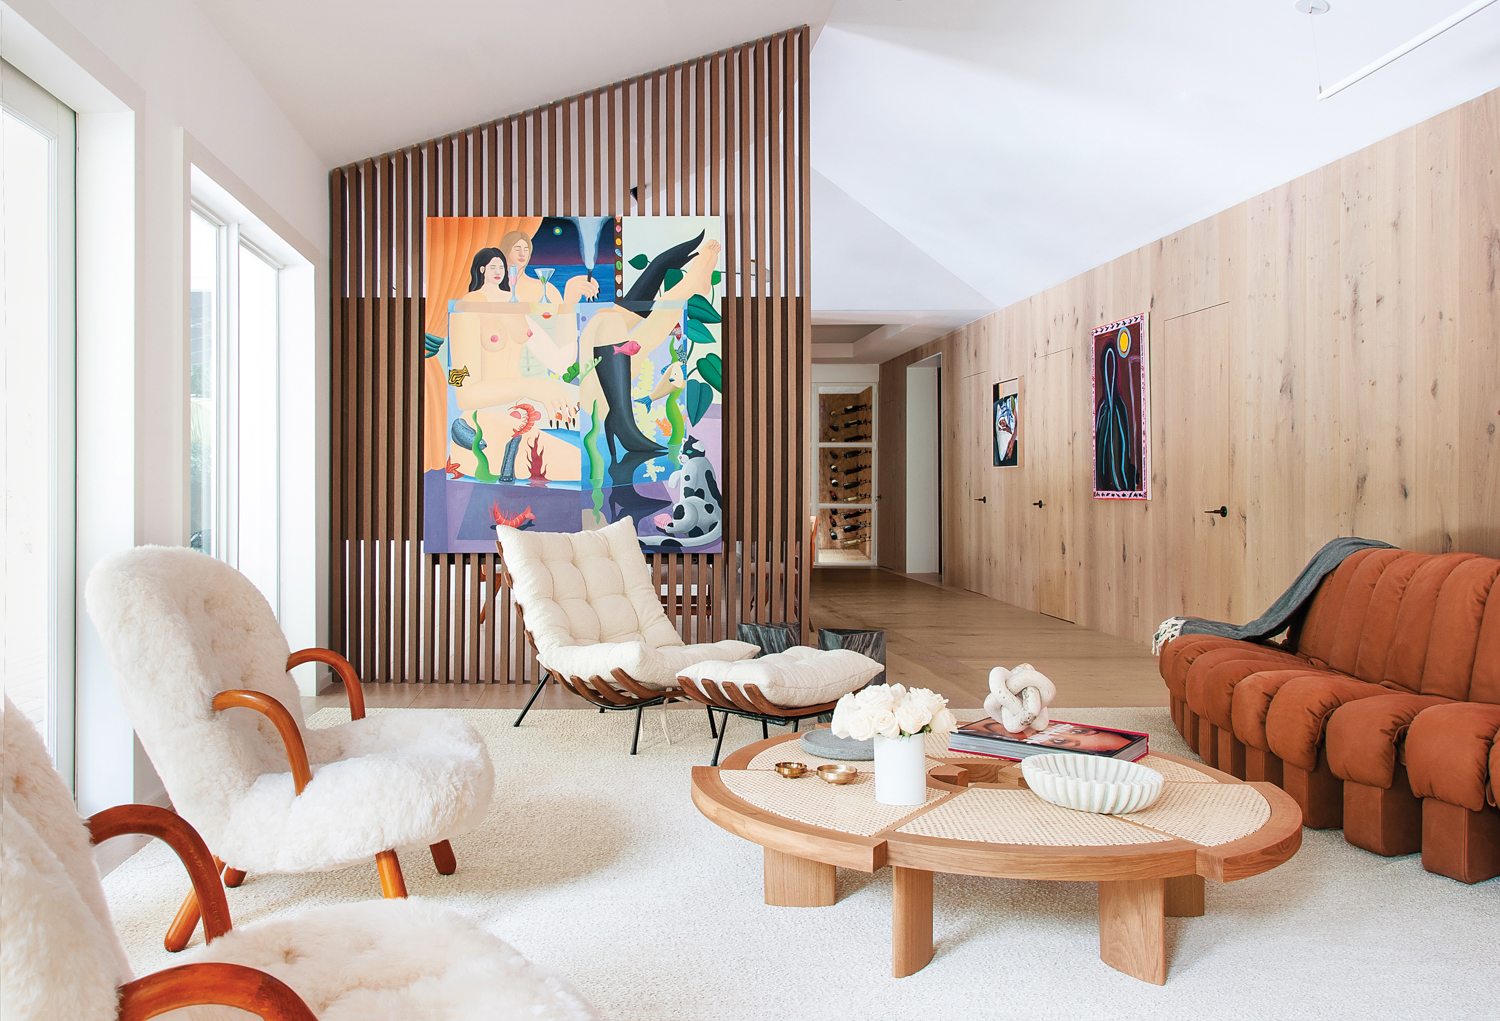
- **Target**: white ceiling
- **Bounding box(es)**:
[192,0,1500,362]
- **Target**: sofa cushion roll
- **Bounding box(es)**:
[1380,553,1478,690]
[1418,559,1500,701]
[1295,548,1387,666]
[1159,635,1248,703]
[1406,702,1500,812]
[1326,692,1454,789]
[1232,669,1327,752]
[1266,674,1394,772]
[1187,646,1312,731]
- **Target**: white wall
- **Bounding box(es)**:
[2,0,328,815]
[904,362,939,574]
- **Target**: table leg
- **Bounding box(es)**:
[763,847,835,907]
[1098,878,1166,985]
[892,867,934,978]
[1164,874,1205,917]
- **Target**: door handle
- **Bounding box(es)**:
[1204,505,1228,518]
[974,496,987,503]
[1032,500,1044,508]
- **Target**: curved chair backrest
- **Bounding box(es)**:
[84,546,301,848]
[496,516,682,655]
[1,698,133,1018]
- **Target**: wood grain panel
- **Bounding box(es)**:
[330,30,812,681]
[879,85,1500,647]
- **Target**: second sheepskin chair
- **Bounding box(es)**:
[85,546,494,950]
[499,516,758,752]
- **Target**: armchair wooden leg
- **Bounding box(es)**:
[222,866,247,888]
[164,889,203,952]
[430,839,457,875]
[376,849,408,898]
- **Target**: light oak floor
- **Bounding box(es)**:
[304,568,1166,715]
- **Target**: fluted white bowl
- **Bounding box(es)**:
[1021,754,1163,815]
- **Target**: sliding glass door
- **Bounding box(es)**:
[2,59,77,784]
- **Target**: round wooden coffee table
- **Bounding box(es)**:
[690,730,1302,984]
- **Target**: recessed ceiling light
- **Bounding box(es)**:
[1295,1,1330,13]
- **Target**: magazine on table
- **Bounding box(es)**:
[948,718,1149,762]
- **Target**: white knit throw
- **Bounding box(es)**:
[984,664,1057,733]
[1152,617,1188,656]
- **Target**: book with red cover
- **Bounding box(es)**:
[947,718,1149,762]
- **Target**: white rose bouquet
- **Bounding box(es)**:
[830,683,957,742]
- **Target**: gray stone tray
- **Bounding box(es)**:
[800,726,874,761]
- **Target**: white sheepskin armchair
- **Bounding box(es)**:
[83,545,494,946]
[498,516,757,750]
[0,699,599,1021]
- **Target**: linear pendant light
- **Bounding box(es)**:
[1320,0,1499,99]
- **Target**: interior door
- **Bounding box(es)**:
[1161,304,1238,620]
[957,371,990,594]
[1027,346,1075,621]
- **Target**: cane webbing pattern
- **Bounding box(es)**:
[1139,755,1216,783]
[896,788,1174,846]
[1120,782,1270,846]
[719,770,947,837]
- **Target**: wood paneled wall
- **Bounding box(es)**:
[329,29,812,682]
[881,86,1500,646]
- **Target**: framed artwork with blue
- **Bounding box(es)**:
[1090,313,1150,500]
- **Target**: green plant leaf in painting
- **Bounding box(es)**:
[663,267,684,291]
[710,269,722,287]
[684,293,721,323]
[685,378,712,425]
[696,353,723,392]
[628,253,649,270]
[684,318,715,350]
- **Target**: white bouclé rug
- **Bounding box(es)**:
[102,707,1499,1020]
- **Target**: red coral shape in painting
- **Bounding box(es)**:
[526,437,549,487]
[445,459,464,479]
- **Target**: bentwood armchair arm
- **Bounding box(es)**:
[213,690,313,794]
[287,646,366,719]
[87,806,323,1021]
[118,963,318,1021]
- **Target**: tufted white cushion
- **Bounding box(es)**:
[497,517,757,690]
[677,647,882,707]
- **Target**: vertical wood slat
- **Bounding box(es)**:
[330,29,811,683]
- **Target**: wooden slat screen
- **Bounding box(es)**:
[329,28,812,683]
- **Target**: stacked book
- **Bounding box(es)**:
[948,718,1149,762]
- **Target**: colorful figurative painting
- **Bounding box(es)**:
[1090,313,1150,500]
[992,379,1019,467]
[422,216,725,553]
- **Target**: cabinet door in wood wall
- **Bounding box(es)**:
[1160,304,1243,622]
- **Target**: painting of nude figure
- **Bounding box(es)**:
[423,216,725,554]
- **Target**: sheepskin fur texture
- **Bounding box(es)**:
[169,898,599,1021]
[1,701,598,1021]
[84,546,494,874]
[677,647,882,707]
[2,699,131,1021]
[498,517,756,689]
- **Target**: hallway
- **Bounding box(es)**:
[310,568,1166,712]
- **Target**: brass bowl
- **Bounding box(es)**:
[774,762,808,778]
[817,763,859,785]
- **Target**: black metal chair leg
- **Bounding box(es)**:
[793,718,800,733]
[707,706,718,738]
[710,713,730,766]
[513,674,548,727]
[762,718,769,740]
[630,704,645,755]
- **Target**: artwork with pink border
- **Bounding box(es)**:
[1090,313,1150,500]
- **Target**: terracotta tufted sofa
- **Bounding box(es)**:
[1160,547,1500,883]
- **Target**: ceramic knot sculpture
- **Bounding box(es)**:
[985,663,1057,733]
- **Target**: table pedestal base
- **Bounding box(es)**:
[763,847,835,907]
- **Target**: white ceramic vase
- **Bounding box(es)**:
[873,733,928,806]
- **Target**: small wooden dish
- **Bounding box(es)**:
[774,762,808,778]
[817,763,859,785]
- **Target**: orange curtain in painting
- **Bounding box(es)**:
[423,217,543,471]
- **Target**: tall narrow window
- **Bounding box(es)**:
[2,60,77,782]
[189,211,221,555]
[188,177,285,616]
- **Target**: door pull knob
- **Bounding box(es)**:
[1032,500,1044,508]
[974,496,987,503]
[1204,505,1228,518]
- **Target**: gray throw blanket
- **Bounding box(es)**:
[1151,536,1396,655]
